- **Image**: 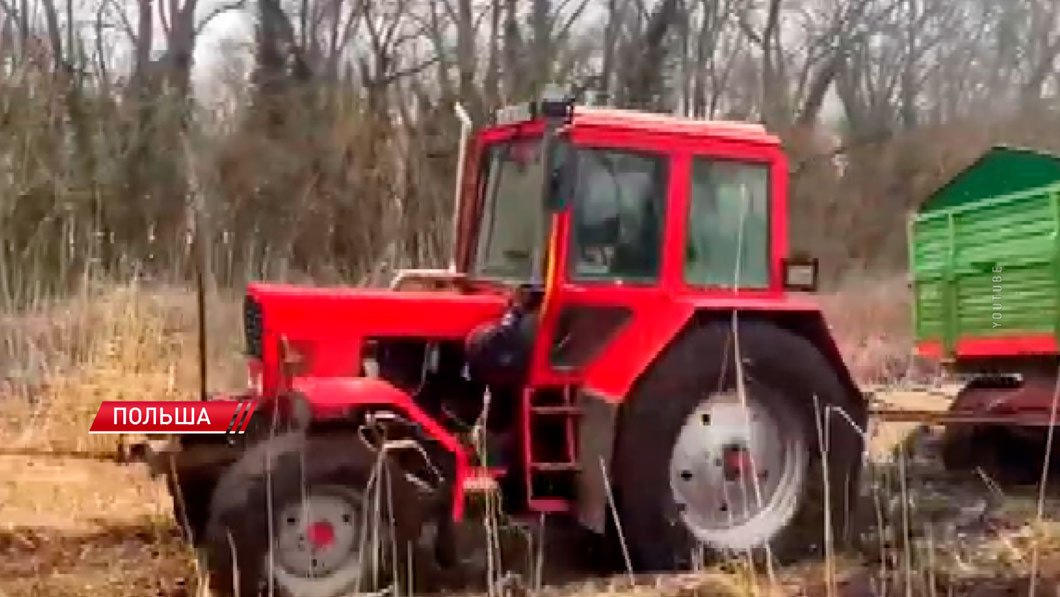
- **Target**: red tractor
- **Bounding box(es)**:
[147,95,868,596]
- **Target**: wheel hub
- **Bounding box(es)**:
[308,521,336,549]
[721,444,752,482]
[275,489,361,579]
[669,388,808,551]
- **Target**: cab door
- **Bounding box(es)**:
[520,137,682,516]
[529,138,681,389]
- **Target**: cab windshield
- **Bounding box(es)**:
[474,137,548,281]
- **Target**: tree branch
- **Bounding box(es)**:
[104,0,137,43]
[158,0,171,39]
[555,0,591,40]
[379,55,441,86]
[195,0,246,35]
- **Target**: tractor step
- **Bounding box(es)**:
[523,385,581,507]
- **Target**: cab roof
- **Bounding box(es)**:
[569,106,779,145]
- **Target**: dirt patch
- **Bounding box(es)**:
[0,455,169,531]
[0,451,197,596]
[0,524,195,597]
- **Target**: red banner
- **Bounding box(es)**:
[89,401,259,434]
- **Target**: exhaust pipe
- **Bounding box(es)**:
[448,103,473,273]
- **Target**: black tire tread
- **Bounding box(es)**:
[203,431,428,597]
[613,319,864,570]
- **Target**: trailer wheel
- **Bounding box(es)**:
[203,432,429,597]
[940,381,1045,485]
[613,320,863,569]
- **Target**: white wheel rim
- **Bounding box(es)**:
[668,389,808,551]
[270,486,367,596]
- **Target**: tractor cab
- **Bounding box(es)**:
[454,96,817,296]
[400,95,819,299]
[447,97,820,396]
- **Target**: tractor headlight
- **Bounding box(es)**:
[782,256,819,291]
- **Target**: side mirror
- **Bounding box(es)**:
[781,255,819,292]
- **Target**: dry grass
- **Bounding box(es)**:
[0,277,1053,597]
[0,282,244,453]
[0,455,195,597]
[818,275,939,386]
[0,283,242,596]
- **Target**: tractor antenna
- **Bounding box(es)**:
[449,102,473,272]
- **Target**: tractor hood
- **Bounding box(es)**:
[243,282,509,387]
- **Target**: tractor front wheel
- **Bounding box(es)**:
[614,320,863,569]
[202,432,430,597]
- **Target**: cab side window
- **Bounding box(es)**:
[569,149,668,282]
[685,158,770,288]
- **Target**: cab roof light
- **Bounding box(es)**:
[493,92,574,126]
[495,103,534,125]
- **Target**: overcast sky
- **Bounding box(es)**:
[189,3,253,102]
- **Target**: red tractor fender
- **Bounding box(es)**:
[289,376,471,521]
[579,300,696,403]
[580,296,861,405]
[572,297,864,533]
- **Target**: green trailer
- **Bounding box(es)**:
[908,145,1060,482]
[910,145,1060,363]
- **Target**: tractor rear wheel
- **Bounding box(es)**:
[613,320,863,570]
[202,432,429,597]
